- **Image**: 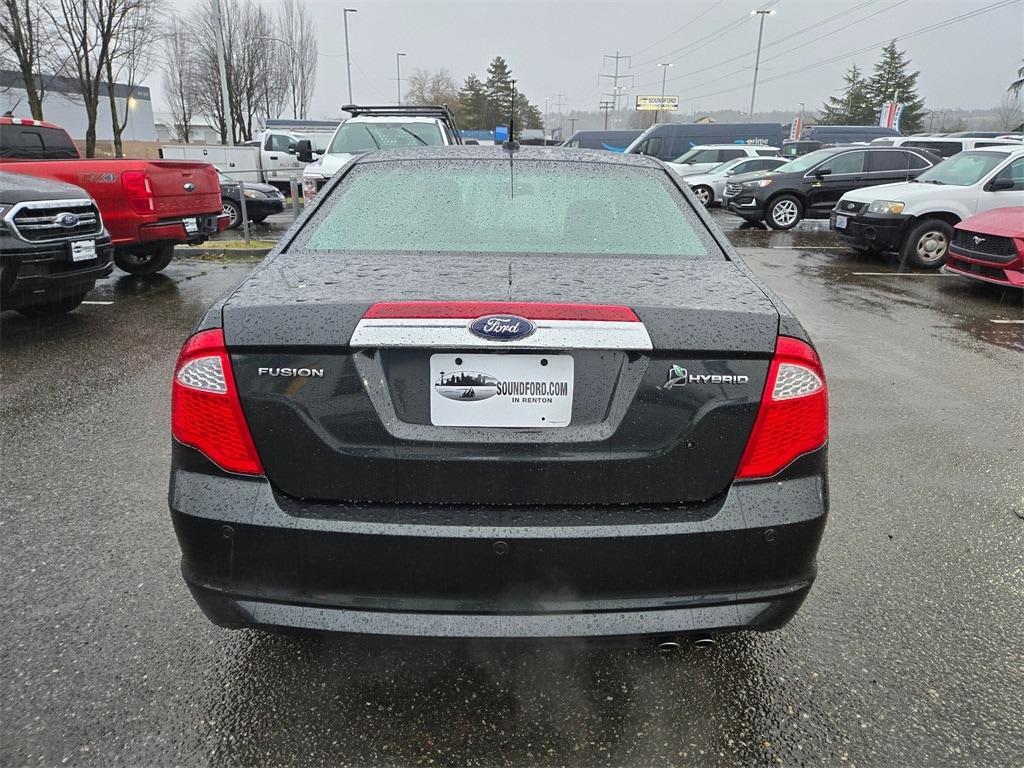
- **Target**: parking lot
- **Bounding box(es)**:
[2,217,1021,767]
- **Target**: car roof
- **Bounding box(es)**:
[350,145,666,168]
[685,144,778,150]
[346,116,445,124]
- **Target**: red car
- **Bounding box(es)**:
[0,117,225,274]
[944,207,1024,288]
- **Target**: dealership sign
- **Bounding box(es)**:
[636,95,679,111]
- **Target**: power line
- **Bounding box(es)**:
[632,0,895,90]
[675,0,1021,104]
[630,0,728,60]
[639,0,907,95]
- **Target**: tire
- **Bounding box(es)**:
[765,195,803,230]
[900,218,953,269]
[114,243,175,275]
[222,199,242,229]
[16,290,88,318]
[692,185,713,207]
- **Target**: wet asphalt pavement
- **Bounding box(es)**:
[2,213,1022,767]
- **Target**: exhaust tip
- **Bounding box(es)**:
[692,635,716,648]
[657,640,681,653]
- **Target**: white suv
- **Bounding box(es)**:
[830,145,1024,267]
[666,144,780,177]
[300,105,462,199]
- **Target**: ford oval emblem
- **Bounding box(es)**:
[469,314,536,341]
[55,212,80,228]
[183,182,196,192]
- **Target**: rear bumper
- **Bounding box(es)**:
[830,211,910,251]
[135,212,222,246]
[169,453,828,639]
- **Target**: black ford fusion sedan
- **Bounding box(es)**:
[169,146,829,642]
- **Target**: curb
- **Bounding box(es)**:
[175,245,272,261]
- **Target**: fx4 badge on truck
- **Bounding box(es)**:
[664,365,750,389]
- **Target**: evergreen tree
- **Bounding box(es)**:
[483,56,514,129]
[864,41,925,133]
[818,64,872,125]
[455,74,487,129]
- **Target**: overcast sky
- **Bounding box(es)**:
[151,0,1023,120]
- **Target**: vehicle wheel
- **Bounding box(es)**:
[222,199,242,229]
[692,185,713,207]
[16,290,88,318]
[114,243,175,275]
[766,195,803,230]
[900,218,953,269]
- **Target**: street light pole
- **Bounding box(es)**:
[343,8,357,105]
[747,9,774,122]
[211,0,233,145]
[657,62,672,123]
[395,52,406,104]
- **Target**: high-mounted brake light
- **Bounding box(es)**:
[171,329,264,475]
[121,170,155,214]
[735,336,828,480]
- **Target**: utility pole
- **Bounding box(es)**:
[600,52,633,115]
[395,52,406,104]
[599,99,614,130]
[568,117,577,135]
[343,8,357,104]
[211,0,233,145]
[553,93,568,136]
[747,9,774,122]
[657,62,672,123]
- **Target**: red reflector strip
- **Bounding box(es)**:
[363,302,639,322]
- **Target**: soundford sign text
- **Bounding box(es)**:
[635,95,679,111]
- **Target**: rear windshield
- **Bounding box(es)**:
[300,159,714,258]
[0,124,78,159]
[328,122,443,154]
[915,151,1008,186]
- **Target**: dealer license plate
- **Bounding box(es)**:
[70,240,96,262]
[835,215,848,229]
[429,354,574,428]
[183,217,199,234]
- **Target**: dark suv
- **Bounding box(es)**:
[725,146,941,229]
[1,171,113,317]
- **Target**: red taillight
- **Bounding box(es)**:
[171,329,264,476]
[121,170,155,214]
[735,336,828,480]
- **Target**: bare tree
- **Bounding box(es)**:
[994,92,1023,131]
[186,0,231,143]
[404,68,458,106]
[277,0,316,118]
[160,18,196,142]
[1,0,57,119]
[104,0,159,156]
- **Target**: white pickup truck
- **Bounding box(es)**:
[161,130,326,193]
[830,145,1024,267]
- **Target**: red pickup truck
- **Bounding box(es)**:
[0,117,225,274]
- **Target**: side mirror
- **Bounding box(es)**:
[296,139,314,163]
[814,167,832,178]
[988,178,1015,191]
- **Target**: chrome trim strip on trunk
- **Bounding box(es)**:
[349,318,654,350]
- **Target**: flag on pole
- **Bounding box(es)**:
[878,102,904,130]
[789,116,804,141]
